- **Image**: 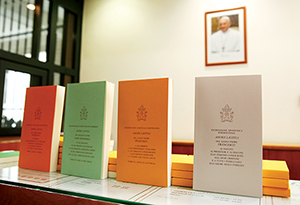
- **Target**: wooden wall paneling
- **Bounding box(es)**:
[263,149,269,159]
[172,141,194,155]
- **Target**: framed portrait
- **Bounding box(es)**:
[205,7,247,66]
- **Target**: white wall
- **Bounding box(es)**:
[80,0,300,146]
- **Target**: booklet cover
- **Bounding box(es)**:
[117,78,172,187]
[193,75,262,197]
[19,85,65,172]
[61,81,114,179]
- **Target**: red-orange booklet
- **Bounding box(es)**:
[19,85,65,172]
[117,78,172,187]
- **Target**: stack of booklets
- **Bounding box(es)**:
[263,160,290,197]
[106,151,290,198]
[108,150,117,178]
[57,136,64,172]
[171,154,193,187]
[170,156,291,198]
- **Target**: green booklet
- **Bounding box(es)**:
[61,81,114,179]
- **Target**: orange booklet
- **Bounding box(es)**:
[263,186,291,198]
[263,177,289,189]
[117,78,172,187]
[263,160,289,180]
[19,85,65,172]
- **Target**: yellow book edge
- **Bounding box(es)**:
[263,177,289,189]
[263,160,289,180]
[171,170,193,179]
[172,178,193,187]
[263,186,291,198]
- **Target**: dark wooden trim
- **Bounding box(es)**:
[47,0,58,68]
[263,143,300,151]
[0,51,78,78]
[172,140,194,155]
[0,60,4,126]
[31,0,43,59]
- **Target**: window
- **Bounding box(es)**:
[1,70,30,129]
[0,0,35,56]
[0,0,83,136]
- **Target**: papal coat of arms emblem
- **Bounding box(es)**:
[35,107,42,120]
[137,105,147,121]
[220,104,234,122]
[80,106,88,120]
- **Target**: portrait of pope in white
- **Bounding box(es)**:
[210,15,240,53]
[205,7,246,66]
